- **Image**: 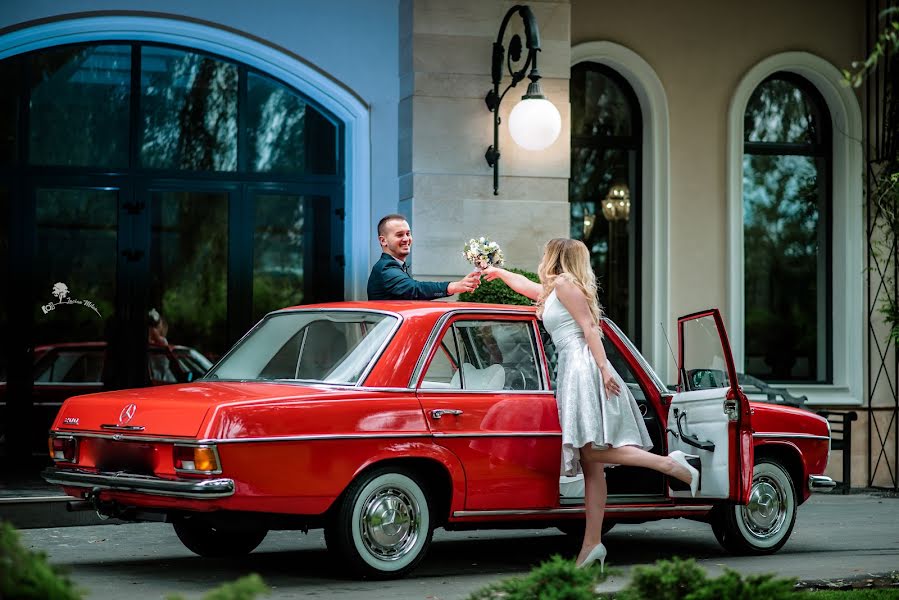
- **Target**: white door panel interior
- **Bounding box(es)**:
[668,388,730,499]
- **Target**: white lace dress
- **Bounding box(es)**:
[542,290,653,476]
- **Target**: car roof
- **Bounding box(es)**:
[273,300,537,317]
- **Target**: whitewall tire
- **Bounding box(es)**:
[711,458,797,555]
[325,467,433,579]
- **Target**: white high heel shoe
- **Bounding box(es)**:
[668,450,700,497]
[577,542,607,572]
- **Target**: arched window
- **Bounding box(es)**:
[0,41,343,383]
[570,62,642,341]
[742,73,831,383]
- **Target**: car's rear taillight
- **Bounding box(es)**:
[49,436,78,463]
[173,445,220,473]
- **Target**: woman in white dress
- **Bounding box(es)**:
[483,238,698,571]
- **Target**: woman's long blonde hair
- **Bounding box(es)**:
[536,238,603,324]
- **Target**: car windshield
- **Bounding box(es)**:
[206,310,398,385]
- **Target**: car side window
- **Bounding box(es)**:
[420,320,542,391]
[419,329,462,389]
[35,350,104,383]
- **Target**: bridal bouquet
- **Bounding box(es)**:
[463,237,505,271]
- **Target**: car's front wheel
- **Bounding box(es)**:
[173,519,268,557]
[711,458,797,555]
[325,467,433,579]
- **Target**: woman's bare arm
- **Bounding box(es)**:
[481,267,542,301]
[554,277,621,397]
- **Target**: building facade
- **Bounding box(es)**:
[0,0,893,488]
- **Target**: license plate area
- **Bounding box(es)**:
[94,439,156,475]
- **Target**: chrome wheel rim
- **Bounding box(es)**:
[359,485,420,561]
[740,475,787,539]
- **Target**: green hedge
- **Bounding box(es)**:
[459,267,540,306]
[0,521,81,600]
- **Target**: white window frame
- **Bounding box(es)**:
[0,15,371,299]
[571,41,672,383]
[727,52,864,406]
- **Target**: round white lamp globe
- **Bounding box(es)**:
[508,96,562,151]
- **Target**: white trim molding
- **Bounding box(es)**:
[571,41,672,382]
[726,52,864,406]
[0,14,371,300]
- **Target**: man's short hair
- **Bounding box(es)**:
[377,214,408,237]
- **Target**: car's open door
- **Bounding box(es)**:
[667,309,752,503]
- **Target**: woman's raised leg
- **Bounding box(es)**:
[580,444,693,485]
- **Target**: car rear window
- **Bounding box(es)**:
[206,311,398,385]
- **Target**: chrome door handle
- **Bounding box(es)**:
[430,409,463,419]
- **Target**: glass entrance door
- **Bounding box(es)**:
[26,187,118,453]
[148,189,230,365]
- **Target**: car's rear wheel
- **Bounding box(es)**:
[173,519,268,557]
[325,467,433,579]
[711,458,797,555]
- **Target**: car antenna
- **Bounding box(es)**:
[660,321,680,390]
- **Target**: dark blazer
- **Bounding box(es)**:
[367,253,450,300]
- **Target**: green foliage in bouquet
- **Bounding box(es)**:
[0,521,81,600]
[466,554,604,600]
[458,268,539,306]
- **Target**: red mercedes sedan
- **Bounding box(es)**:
[43,302,834,578]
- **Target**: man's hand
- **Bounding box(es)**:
[447,271,481,295]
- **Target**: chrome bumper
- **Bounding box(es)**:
[42,468,235,499]
[808,474,837,491]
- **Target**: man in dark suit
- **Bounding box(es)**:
[367,214,480,300]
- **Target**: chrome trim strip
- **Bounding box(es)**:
[0,495,76,504]
[408,308,539,389]
[753,433,830,441]
[100,424,146,431]
[42,468,235,499]
[200,433,435,444]
[51,432,198,444]
[414,389,555,396]
[51,431,436,444]
[432,432,560,438]
[808,475,837,490]
[452,505,714,517]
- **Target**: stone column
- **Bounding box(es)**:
[399,0,571,280]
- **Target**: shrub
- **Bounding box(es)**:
[0,520,81,600]
[459,267,540,306]
[617,557,796,600]
[687,570,796,600]
[467,554,604,600]
[617,557,707,600]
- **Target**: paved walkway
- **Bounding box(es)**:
[13,491,899,599]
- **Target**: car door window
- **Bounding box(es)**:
[420,320,542,391]
[682,315,732,390]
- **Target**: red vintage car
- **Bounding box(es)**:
[43,302,834,578]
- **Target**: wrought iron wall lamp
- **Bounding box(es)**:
[484,4,561,195]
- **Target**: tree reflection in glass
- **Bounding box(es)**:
[29,45,131,167]
[247,74,337,174]
[253,195,311,323]
[141,47,237,171]
[743,74,830,383]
